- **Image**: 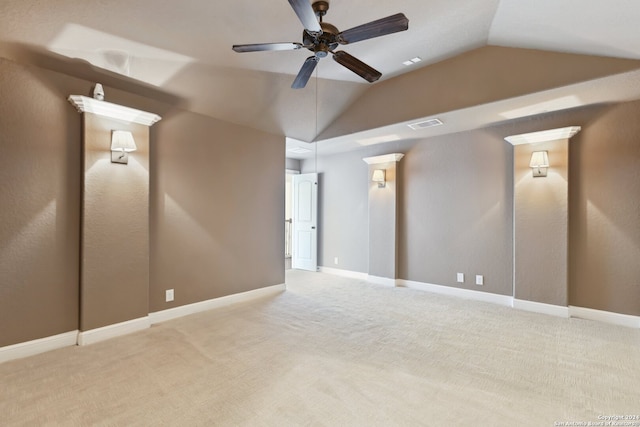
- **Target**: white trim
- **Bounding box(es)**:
[397,279,514,307]
[285,169,300,175]
[0,330,78,364]
[68,95,161,126]
[504,126,581,145]
[367,275,397,287]
[318,267,369,281]
[149,284,286,325]
[513,299,569,318]
[362,153,405,165]
[569,306,640,329]
[77,317,150,346]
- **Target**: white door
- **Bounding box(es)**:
[292,173,317,271]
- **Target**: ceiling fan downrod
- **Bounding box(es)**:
[312,1,329,20]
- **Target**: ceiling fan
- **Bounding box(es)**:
[232,0,409,89]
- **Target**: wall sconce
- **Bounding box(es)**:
[529,151,549,177]
[372,169,386,188]
[111,130,137,164]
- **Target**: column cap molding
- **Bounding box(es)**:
[363,153,405,165]
[504,126,581,145]
[68,95,161,126]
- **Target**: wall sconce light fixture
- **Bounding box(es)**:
[372,169,386,188]
[529,151,550,177]
[111,130,137,164]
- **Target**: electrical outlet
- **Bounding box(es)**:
[334,257,339,265]
[476,275,484,286]
[456,273,464,283]
[165,289,174,302]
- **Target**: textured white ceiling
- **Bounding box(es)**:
[0,0,500,82]
[489,0,640,59]
[1,0,640,151]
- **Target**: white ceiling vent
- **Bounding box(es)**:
[408,118,443,130]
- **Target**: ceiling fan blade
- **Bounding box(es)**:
[292,56,319,89]
[338,13,409,44]
[232,42,303,53]
[332,51,381,83]
[288,0,322,33]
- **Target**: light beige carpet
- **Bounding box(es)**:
[1,270,639,426]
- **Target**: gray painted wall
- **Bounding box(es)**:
[2,51,640,349]
[302,132,513,296]
[150,110,284,312]
[569,101,640,316]
[286,158,301,171]
[304,102,640,316]
[0,57,285,347]
[367,161,400,279]
[514,140,568,306]
[81,115,150,330]
[300,144,414,273]
[0,58,81,347]
[399,132,514,295]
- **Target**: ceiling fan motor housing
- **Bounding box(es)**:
[232,0,408,88]
[303,22,339,57]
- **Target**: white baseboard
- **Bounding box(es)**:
[367,275,396,287]
[318,267,369,281]
[78,317,150,346]
[0,330,78,364]
[569,306,640,329]
[149,284,286,325]
[397,279,514,307]
[513,299,569,318]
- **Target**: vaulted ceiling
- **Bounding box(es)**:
[1,0,640,158]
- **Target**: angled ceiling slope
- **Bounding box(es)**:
[316,46,640,142]
[2,0,640,151]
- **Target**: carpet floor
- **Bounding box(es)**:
[1,270,639,426]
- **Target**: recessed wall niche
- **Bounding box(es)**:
[69,93,161,343]
[363,153,404,284]
[506,126,580,312]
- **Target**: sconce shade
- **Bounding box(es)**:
[111,130,137,152]
[529,150,550,177]
[372,169,386,182]
[372,169,386,188]
[110,130,137,164]
[529,151,549,168]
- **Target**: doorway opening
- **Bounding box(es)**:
[285,170,299,270]
[285,169,318,272]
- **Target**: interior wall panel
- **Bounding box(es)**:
[569,101,640,316]
[0,58,80,347]
[80,114,149,330]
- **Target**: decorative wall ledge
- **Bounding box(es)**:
[68,95,161,126]
[363,153,405,165]
[504,126,581,145]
